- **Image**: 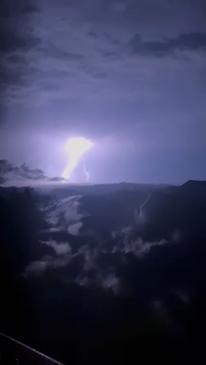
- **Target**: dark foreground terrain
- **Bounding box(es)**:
[1,180,206,363]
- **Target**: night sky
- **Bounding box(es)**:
[0,0,206,183]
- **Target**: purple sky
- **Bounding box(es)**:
[0,0,206,183]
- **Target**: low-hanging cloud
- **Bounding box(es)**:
[41,240,71,256]
[24,254,72,276]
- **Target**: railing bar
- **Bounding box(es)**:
[0,331,65,365]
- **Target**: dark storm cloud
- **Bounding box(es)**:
[0,0,39,55]
[130,32,206,58]
[39,44,84,62]
[0,0,37,18]
[0,0,39,105]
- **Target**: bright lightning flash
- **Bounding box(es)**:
[62,137,94,180]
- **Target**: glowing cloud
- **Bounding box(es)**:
[62,137,94,180]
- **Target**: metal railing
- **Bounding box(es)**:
[0,332,64,365]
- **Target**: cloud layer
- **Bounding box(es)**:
[130,32,206,57]
[0,0,206,183]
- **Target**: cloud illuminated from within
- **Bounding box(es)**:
[62,137,94,180]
